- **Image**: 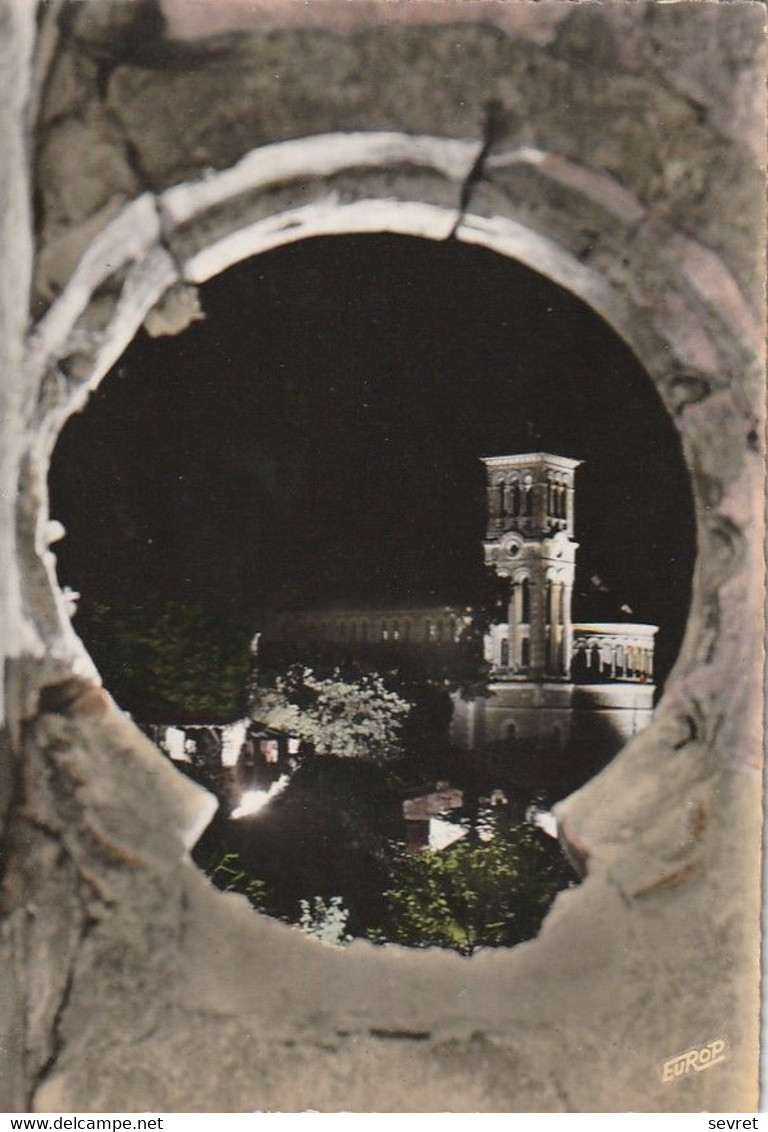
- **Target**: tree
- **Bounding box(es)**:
[74,597,253,721]
[250,665,410,763]
[368,817,574,954]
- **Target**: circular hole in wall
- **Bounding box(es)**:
[48,233,695,953]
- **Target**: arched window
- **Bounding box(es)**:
[508,480,520,518]
[392,620,400,641]
[521,577,531,623]
[546,580,554,625]
[523,476,534,517]
[360,621,368,642]
[403,619,411,641]
[571,646,587,680]
[381,621,388,642]
[521,638,531,668]
[507,722,517,745]
[500,638,509,667]
[349,622,357,641]
[339,622,346,640]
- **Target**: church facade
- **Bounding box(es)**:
[263,452,658,761]
[263,604,474,652]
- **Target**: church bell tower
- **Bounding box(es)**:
[482,453,582,681]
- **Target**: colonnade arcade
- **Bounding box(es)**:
[571,627,656,682]
[502,570,573,678]
[269,607,471,648]
[487,468,574,536]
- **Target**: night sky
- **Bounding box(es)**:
[49,234,695,685]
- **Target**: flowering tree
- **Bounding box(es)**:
[250,665,410,763]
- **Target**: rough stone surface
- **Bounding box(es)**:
[0,0,36,800]
[0,0,764,1114]
[33,4,766,305]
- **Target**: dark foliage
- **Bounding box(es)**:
[74,597,253,721]
[368,818,575,955]
[195,754,403,935]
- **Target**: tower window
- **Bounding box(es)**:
[508,480,520,518]
[521,577,531,623]
[522,475,534,517]
[521,638,531,668]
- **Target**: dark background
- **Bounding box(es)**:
[49,233,695,687]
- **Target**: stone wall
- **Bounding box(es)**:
[0,0,764,1113]
[451,680,655,756]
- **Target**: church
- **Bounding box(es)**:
[264,452,658,761]
[449,452,657,757]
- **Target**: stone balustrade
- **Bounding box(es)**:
[571,623,658,683]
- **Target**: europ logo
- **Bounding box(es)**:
[661,1038,729,1083]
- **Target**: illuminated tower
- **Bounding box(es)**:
[482,453,582,681]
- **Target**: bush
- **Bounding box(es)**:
[298,896,352,947]
[368,819,574,955]
[204,850,268,909]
